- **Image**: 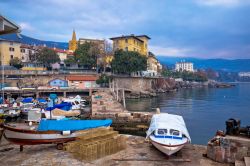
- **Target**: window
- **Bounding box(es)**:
[134,48,136,51]
[134,40,135,44]
[125,47,128,51]
[170,129,180,136]
[125,39,128,43]
[157,129,168,135]
[21,49,25,53]
[10,55,14,59]
[22,56,24,60]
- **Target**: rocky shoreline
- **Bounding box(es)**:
[125,79,235,99]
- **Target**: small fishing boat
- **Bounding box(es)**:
[2,119,112,149]
[146,113,191,156]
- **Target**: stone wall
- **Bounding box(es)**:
[207,135,250,163]
[112,76,176,93]
[2,75,68,87]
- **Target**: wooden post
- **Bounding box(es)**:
[63,91,66,98]
[116,82,118,101]
[20,145,23,152]
[36,92,39,98]
[112,80,115,92]
[89,89,93,97]
[122,88,126,108]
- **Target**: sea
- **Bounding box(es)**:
[126,83,250,145]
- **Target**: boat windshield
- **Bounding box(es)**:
[157,129,168,135]
[170,129,180,136]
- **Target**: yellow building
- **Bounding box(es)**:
[68,30,77,52]
[0,39,21,65]
[110,34,150,56]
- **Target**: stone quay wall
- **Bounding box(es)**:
[112,76,176,93]
[91,90,153,125]
[207,135,250,163]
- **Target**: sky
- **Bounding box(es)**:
[1,0,250,59]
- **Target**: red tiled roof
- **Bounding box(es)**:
[66,75,99,81]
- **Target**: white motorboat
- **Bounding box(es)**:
[146,113,191,156]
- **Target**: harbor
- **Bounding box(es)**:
[1,3,250,166]
[1,88,250,166]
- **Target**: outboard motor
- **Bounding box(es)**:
[226,118,240,135]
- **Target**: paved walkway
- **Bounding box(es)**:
[0,136,230,166]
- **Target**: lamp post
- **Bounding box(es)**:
[1,52,4,102]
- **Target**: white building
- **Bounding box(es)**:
[20,44,37,62]
[175,62,194,72]
[238,72,250,77]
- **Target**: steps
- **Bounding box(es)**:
[235,160,246,166]
[245,157,250,166]
[235,157,250,166]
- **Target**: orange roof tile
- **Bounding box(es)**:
[66,75,98,81]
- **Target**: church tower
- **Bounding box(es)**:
[69,29,77,52]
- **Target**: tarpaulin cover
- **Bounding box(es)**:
[46,102,72,111]
[22,97,34,103]
[37,98,47,103]
[37,119,112,131]
[146,113,191,142]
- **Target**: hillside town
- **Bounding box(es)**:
[1,8,249,166]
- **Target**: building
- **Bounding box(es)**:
[79,38,105,52]
[0,14,20,35]
[110,34,150,56]
[48,78,68,87]
[68,30,77,52]
[0,39,21,65]
[175,62,194,72]
[238,72,250,77]
[21,62,46,71]
[20,44,37,62]
[66,75,99,89]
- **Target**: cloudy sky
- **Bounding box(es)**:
[1,0,250,59]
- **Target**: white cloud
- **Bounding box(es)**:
[19,22,35,31]
[195,0,250,7]
[150,45,192,57]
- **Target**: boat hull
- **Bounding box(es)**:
[3,125,78,145]
[149,136,188,156]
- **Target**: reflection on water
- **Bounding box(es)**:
[126,83,250,145]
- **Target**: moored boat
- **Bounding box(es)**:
[146,113,191,156]
[2,119,112,148]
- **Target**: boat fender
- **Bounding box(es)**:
[62,130,71,136]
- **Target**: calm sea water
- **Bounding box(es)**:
[126,83,250,145]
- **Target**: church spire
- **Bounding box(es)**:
[72,29,76,41]
[69,29,77,52]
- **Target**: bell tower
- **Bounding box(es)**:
[69,29,77,52]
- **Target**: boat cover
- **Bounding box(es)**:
[22,97,34,103]
[37,119,112,131]
[146,113,191,142]
[37,98,47,103]
[46,102,72,111]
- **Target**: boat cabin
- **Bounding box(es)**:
[154,128,183,140]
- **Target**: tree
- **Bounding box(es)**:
[111,50,147,74]
[9,57,23,69]
[75,42,99,69]
[64,42,100,69]
[35,47,60,68]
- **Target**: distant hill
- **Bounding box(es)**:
[157,56,250,72]
[0,33,68,50]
